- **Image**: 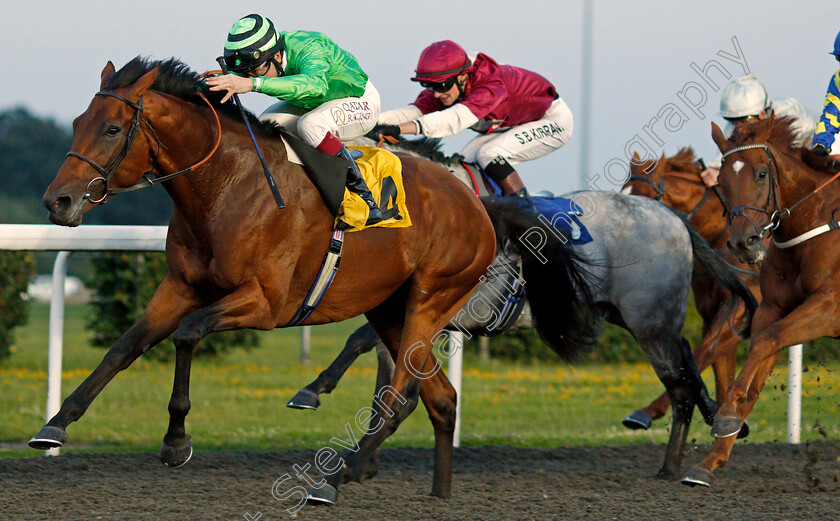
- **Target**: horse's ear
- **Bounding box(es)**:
[629,152,641,172]
[711,122,729,153]
[756,110,775,143]
[130,66,159,97]
[100,61,116,90]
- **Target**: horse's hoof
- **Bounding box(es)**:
[306,483,338,505]
[711,416,742,438]
[737,420,750,439]
[622,410,652,430]
[28,425,67,450]
[160,437,193,468]
[287,388,321,410]
[681,467,713,487]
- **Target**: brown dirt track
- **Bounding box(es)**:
[2,441,838,521]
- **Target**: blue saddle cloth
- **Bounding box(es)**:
[532,196,593,245]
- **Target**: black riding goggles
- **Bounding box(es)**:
[222,47,270,73]
[420,76,458,93]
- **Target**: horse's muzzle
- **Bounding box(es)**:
[727,235,765,265]
[43,192,84,227]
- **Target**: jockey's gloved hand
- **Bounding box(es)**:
[373,124,401,140]
[812,144,830,157]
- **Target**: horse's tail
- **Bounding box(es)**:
[480,199,600,362]
[668,207,757,338]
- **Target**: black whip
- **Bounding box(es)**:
[215,57,285,209]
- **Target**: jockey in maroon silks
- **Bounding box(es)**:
[375,40,573,199]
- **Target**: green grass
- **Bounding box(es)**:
[1,303,838,459]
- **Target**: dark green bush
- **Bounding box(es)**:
[86,252,258,361]
[0,251,35,362]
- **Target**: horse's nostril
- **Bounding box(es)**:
[46,195,72,214]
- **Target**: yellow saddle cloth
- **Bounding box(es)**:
[337,146,412,232]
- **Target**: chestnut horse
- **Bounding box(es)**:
[31,57,597,503]
[682,114,840,486]
[622,150,761,434]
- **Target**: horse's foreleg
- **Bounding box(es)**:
[29,275,198,450]
[287,322,383,410]
[689,300,746,426]
[712,296,839,439]
[160,279,274,467]
[683,297,839,487]
[682,355,777,487]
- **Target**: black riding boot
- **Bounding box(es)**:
[337,145,383,225]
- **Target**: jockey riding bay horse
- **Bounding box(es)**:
[622,150,761,436]
[683,114,840,487]
[31,57,597,503]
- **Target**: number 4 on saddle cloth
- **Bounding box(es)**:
[277,129,411,232]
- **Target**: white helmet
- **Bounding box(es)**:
[720,74,770,118]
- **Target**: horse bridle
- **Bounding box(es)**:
[627,160,725,221]
[720,143,793,241]
[65,90,221,204]
[627,175,665,201]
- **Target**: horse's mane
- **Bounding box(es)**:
[664,147,699,174]
[106,56,262,125]
[730,115,837,175]
[383,136,462,165]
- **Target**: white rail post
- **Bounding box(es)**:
[300,326,311,366]
[448,330,464,447]
[46,251,72,456]
[787,344,803,444]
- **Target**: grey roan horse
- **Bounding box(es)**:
[291,138,756,488]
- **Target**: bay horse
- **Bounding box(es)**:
[622,149,761,435]
[682,114,840,486]
[31,57,598,503]
[288,135,758,482]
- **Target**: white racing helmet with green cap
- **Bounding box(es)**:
[719,74,770,119]
[223,14,284,74]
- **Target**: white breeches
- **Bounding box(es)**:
[259,80,381,147]
[460,97,573,168]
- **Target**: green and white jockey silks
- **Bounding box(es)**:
[256,31,368,109]
[257,31,380,148]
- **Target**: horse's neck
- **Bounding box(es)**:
[152,101,297,229]
[775,152,840,234]
[662,173,706,209]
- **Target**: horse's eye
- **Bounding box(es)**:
[106,125,121,136]
[756,168,767,180]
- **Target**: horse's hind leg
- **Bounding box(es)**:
[624,300,744,431]
[636,332,707,480]
[312,274,478,503]
[160,279,275,467]
[288,322,383,410]
[360,341,396,480]
[29,276,197,451]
